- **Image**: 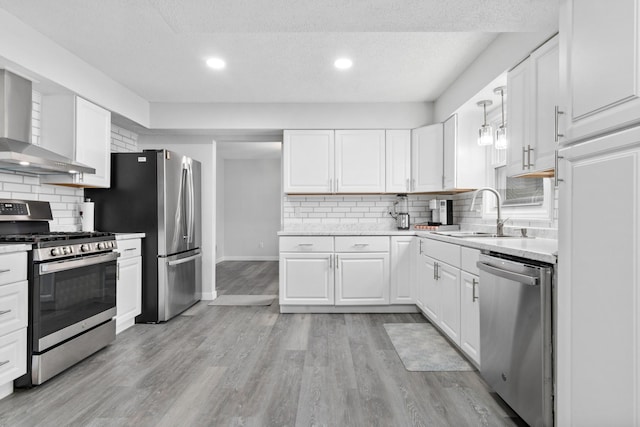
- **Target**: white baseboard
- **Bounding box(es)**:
[200,291,218,301]
[217,256,278,262]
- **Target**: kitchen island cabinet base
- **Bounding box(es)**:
[280,305,418,314]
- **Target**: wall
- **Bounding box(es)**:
[216,154,225,263]
[283,194,433,230]
[137,134,216,300]
[222,159,281,260]
[150,102,434,130]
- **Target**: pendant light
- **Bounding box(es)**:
[494,86,507,150]
[477,100,494,146]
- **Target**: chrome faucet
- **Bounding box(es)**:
[470,187,506,237]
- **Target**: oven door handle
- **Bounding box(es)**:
[39,252,120,275]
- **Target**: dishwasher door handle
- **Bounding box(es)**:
[477,262,539,286]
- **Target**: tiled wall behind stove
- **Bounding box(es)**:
[0,91,139,231]
[283,194,434,230]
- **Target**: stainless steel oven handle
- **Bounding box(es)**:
[39,252,119,275]
[168,252,202,266]
[477,261,539,286]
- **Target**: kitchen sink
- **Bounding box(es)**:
[432,231,529,238]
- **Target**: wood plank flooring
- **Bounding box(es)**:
[0,261,524,427]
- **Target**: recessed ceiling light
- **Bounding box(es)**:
[206,57,226,70]
[334,58,353,70]
[18,161,30,166]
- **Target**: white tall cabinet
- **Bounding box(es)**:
[560,0,640,143]
[557,128,640,427]
[558,1,640,424]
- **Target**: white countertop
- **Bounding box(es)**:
[0,243,32,254]
[115,233,146,240]
[279,229,557,264]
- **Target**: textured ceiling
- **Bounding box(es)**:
[0,0,558,103]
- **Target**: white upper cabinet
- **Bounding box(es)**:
[560,0,640,144]
[507,35,559,177]
[40,96,111,187]
[443,114,457,190]
[283,130,334,193]
[335,130,385,193]
[411,123,443,192]
[385,130,411,193]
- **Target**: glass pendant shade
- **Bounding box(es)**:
[478,125,494,146]
[494,86,508,150]
[477,100,494,146]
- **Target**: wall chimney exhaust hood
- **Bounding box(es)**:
[0,70,95,175]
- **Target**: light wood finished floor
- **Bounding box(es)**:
[0,261,524,427]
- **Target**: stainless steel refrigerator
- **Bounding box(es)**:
[87,149,202,322]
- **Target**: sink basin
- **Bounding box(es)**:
[432,231,528,238]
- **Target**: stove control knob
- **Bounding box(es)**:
[50,248,61,256]
[80,244,90,252]
[110,241,116,248]
[62,246,72,255]
[97,242,104,250]
[67,246,73,254]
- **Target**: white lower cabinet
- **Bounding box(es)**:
[115,238,143,334]
[335,253,389,305]
[390,236,416,304]
[0,251,27,400]
[416,238,480,360]
[279,236,394,308]
[460,271,480,365]
[280,253,334,305]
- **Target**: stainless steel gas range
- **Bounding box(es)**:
[0,199,118,387]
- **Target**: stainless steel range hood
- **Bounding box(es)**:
[0,70,95,175]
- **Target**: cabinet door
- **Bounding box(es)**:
[443,114,457,189]
[557,130,640,426]
[335,253,389,305]
[415,243,427,310]
[335,130,385,193]
[385,130,411,193]
[561,0,640,143]
[420,255,439,322]
[390,236,415,304]
[116,256,142,334]
[75,97,111,187]
[283,130,334,193]
[460,271,480,365]
[280,253,334,305]
[506,59,531,177]
[530,35,559,172]
[411,124,443,192]
[437,262,461,345]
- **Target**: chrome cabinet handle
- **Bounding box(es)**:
[329,254,332,269]
[353,243,369,247]
[336,178,339,193]
[406,178,410,192]
[335,254,339,269]
[0,309,11,316]
[124,248,136,252]
[116,264,120,281]
[297,243,314,246]
[0,360,9,367]
[0,269,10,274]
[433,262,439,280]
[522,146,527,170]
[419,240,423,255]
[411,178,416,192]
[472,278,478,302]
[555,106,564,143]
[329,178,332,193]
[527,145,534,168]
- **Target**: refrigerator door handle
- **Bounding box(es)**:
[188,162,195,245]
[168,252,202,266]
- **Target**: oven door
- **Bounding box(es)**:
[32,252,118,353]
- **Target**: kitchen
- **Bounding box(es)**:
[0,1,637,426]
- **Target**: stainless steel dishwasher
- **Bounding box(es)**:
[477,253,553,427]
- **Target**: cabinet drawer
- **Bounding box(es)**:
[423,238,461,267]
[335,236,389,252]
[461,247,481,275]
[116,238,142,258]
[0,328,27,385]
[0,280,28,336]
[0,252,27,285]
[280,236,334,252]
